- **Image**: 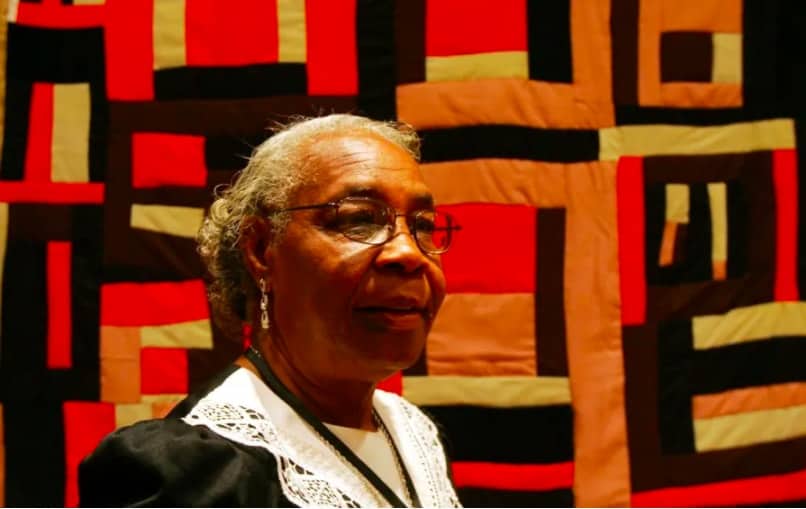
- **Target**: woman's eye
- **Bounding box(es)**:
[345,210,376,224]
[414,216,436,233]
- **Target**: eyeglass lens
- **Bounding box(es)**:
[334,198,452,253]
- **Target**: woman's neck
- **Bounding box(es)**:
[245,338,378,431]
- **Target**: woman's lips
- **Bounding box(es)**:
[354,307,427,330]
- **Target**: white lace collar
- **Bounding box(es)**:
[182,368,461,508]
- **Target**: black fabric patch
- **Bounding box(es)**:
[0,240,48,401]
[615,106,757,125]
[726,180,748,279]
[154,64,307,100]
[692,337,806,395]
[3,400,66,506]
[657,319,696,454]
[742,0,790,118]
[204,135,264,171]
[797,120,806,304]
[419,125,598,163]
[357,0,397,120]
[527,0,572,83]
[422,405,573,463]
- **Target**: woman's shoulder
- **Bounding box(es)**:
[79,415,286,506]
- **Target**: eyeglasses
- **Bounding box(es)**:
[276,196,460,254]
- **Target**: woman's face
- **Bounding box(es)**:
[264,133,446,384]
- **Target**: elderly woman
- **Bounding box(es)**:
[79,114,462,507]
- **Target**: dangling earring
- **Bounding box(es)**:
[259,278,270,330]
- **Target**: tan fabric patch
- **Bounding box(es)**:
[712,33,743,84]
[426,51,528,82]
[130,204,205,239]
[692,302,806,350]
[403,376,571,407]
[52,83,91,182]
[427,293,535,376]
[153,0,186,69]
[141,319,213,349]
[599,119,795,161]
[695,404,806,452]
[277,0,306,62]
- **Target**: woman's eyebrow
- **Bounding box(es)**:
[335,187,435,209]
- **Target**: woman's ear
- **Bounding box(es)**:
[239,216,275,289]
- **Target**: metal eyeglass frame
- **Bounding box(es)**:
[275,196,461,255]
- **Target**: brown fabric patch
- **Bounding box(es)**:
[8,205,73,242]
[395,0,425,84]
[661,32,713,82]
[611,0,640,104]
[536,208,568,376]
[0,0,7,165]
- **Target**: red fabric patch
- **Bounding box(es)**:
[100,280,210,326]
[306,0,358,95]
[131,133,208,188]
[631,468,806,507]
[24,82,53,182]
[0,182,104,204]
[773,149,799,301]
[140,347,189,394]
[15,2,104,28]
[377,371,402,395]
[452,461,574,491]
[47,241,72,369]
[104,0,154,100]
[617,156,646,325]
[426,0,528,56]
[63,401,115,508]
[186,0,279,66]
[438,203,536,293]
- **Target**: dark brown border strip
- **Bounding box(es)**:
[536,208,568,376]
[394,0,425,85]
[610,0,640,105]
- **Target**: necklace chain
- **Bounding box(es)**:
[373,409,413,507]
[248,347,415,507]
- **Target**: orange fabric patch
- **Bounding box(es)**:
[692,382,806,419]
[100,326,141,403]
[565,160,631,506]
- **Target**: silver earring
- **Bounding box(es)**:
[259,278,269,330]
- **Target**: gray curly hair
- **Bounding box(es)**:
[197,114,421,328]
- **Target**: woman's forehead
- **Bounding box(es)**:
[299,134,430,203]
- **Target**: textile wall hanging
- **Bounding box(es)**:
[1,0,805,506]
